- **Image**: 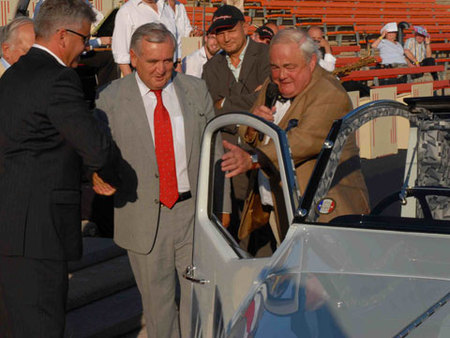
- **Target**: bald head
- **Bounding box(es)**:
[307,26,323,44]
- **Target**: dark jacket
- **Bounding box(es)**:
[0,47,119,260]
[202,39,270,115]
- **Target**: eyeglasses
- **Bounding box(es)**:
[65,28,90,46]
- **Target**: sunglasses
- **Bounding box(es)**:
[65,28,90,46]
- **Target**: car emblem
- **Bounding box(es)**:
[316,198,336,215]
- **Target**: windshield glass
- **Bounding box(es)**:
[301,101,450,228]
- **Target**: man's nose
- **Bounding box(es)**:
[156,61,166,73]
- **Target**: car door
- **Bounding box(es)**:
[185,113,300,338]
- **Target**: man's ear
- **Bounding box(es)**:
[242,21,249,35]
[1,43,10,62]
[56,29,67,49]
[130,48,137,68]
[309,53,318,72]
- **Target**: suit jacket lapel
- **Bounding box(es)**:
[121,74,158,168]
[238,39,257,86]
[172,73,195,165]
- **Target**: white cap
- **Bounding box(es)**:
[381,22,398,34]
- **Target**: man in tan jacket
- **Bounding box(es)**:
[221,28,369,248]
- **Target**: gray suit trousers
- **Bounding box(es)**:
[128,197,194,338]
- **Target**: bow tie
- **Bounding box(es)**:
[277,95,293,103]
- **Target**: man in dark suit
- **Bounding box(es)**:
[95,23,227,337]
[202,5,270,116]
[202,5,270,230]
[0,0,119,336]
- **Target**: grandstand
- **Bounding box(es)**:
[2,0,449,98]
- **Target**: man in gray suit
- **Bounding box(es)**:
[95,23,219,337]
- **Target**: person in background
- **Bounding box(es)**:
[371,22,407,68]
[251,25,274,45]
[167,0,202,38]
[265,22,279,35]
[307,26,336,72]
[202,5,270,233]
[112,0,179,76]
[0,17,35,77]
[202,5,270,115]
[404,26,439,80]
[182,26,220,77]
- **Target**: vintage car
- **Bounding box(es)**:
[184,97,450,337]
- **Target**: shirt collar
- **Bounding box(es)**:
[32,44,67,67]
[0,57,10,70]
[135,71,173,97]
[136,0,164,9]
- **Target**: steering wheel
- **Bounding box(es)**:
[370,187,450,219]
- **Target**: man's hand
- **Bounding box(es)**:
[190,28,203,37]
[221,140,253,178]
[92,172,117,196]
[220,213,231,228]
[253,105,276,122]
[319,37,332,54]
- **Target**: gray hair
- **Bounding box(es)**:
[270,27,320,63]
[0,17,34,57]
[34,0,96,40]
[130,23,176,56]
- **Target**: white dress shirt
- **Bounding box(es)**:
[258,100,291,206]
[319,53,337,72]
[182,46,207,78]
[174,1,192,38]
[135,73,190,193]
[112,0,180,64]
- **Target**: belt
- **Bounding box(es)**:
[160,191,192,208]
[177,191,192,202]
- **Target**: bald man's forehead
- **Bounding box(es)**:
[308,27,322,37]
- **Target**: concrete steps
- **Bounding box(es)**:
[64,238,144,337]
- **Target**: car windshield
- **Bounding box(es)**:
[299,99,450,230]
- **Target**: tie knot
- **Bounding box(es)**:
[151,89,162,98]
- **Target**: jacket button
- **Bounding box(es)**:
[155,173,159,178]
[154,199,159,204]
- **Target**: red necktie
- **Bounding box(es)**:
[152,89,179,208]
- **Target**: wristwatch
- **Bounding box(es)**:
[250,153,258,170]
